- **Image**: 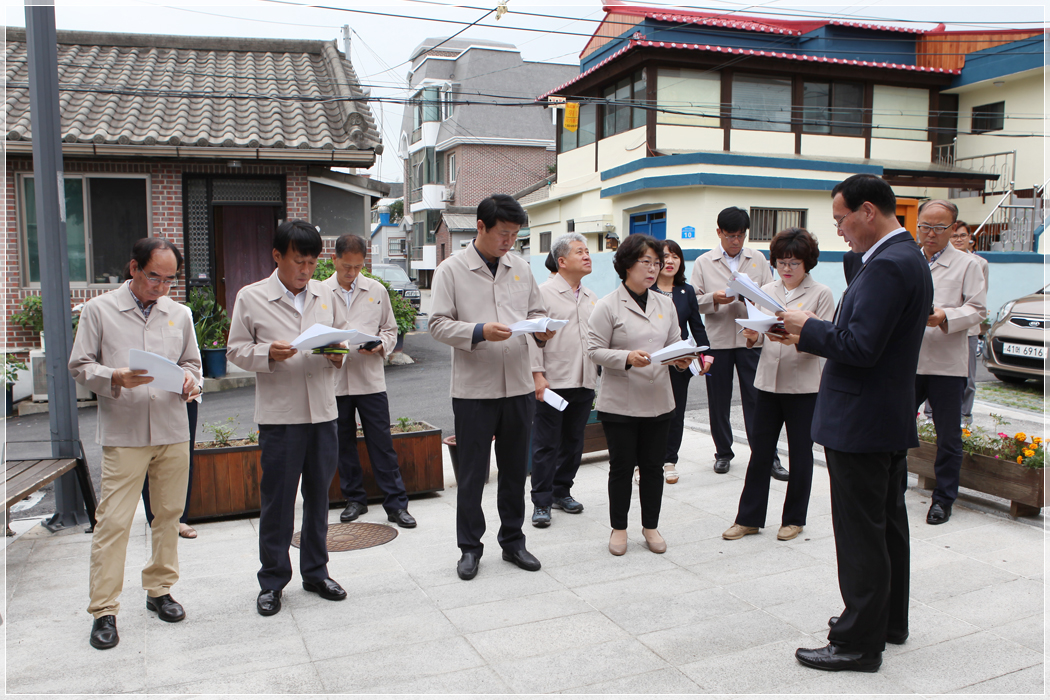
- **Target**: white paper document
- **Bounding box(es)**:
[508,317,569,337]
[291,324,380,351]
[727,271,784,312]
[128,349,186,394]
[650,338,710,365]
[735,300,786,334]
[541,389,569,412]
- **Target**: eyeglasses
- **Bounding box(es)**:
[143,272,178,287]
[721,233,746,241]
[634,258,661,270]
[949,233,971,241]
[833,210,857,230]
[776,260,803,269]
[917,224,953,234]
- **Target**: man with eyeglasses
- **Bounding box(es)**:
[430,194,555,580]
[911,200,986,525]
[689,206,776,476]
[70,238,202,650]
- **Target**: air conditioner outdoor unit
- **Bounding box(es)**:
[441,186,455,202]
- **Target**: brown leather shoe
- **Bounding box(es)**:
[777,525,803,541]
[722,523,759,540]
[608,529,627,556]
[642,528,666,553]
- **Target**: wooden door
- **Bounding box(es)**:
[215,206,277,311]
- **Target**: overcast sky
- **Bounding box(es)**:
[7,1,1045,183]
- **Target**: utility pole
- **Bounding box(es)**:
[342,24,351,58]
[25,0,88,530]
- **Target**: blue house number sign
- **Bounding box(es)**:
[681,226,695,239]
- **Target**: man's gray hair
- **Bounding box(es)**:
[918,199,958,222]
[551,233,587,266]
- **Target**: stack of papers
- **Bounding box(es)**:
[508,317,568,337]
[735,300,786,334]
[128,349,186,394]
[727,272,784,312]
[291,324,380,351]
[651,338,710,365]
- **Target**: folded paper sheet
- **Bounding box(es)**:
[727,271,784,312]
[291,324,380,351]
[541,389,568,412]
[508,317,569,337]
[735,300,786,334]
[128,349,186,394]
[651,338,710,365]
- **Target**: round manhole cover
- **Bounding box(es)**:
[292,522,398,552]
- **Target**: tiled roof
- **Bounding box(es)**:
[4,28,381,152]
[539,38,960,99]
[638,10,802,36]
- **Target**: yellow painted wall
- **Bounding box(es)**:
[655,124,723,153]
[870,137,932,162]
[596,127,648,173]
[801,134,866,160]
[730,129,795,155]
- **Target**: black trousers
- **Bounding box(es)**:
[602,417,671,530]
[452,394,533,556]
[257,420,338,591]
[914,374,966,506]
[735,391,816,528]
[530,387,594,508]
[143,400,197,525]
[336,392,409,513]
[703,347,760,460]
[664,369,692,464]
[826,447,910,653]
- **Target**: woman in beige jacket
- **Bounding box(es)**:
[722,228,834,543]
[588,234,694,556]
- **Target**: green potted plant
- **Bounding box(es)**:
[4,353,28,416]
[911,414,1046,517]
[11,295,44,349]
[311,261,417,352]
[186,416,262,521]
[187,287,231,378]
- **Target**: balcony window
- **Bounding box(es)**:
[656,67,720,127]
[602,70,646,138]
[871,85,928,141]
[803,81,864,136]
[732,74,792,132]
[559,103,597,152]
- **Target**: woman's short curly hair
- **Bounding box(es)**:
[613,233,663,281]
[769,227,820,272]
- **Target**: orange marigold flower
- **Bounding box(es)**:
[1024,450,1035,458]
[962,428,972,438]
[1034,437,1043,444]
[1017,456,1024,464]
[1015,432,1027,441]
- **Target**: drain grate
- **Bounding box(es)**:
[292,522,398,552]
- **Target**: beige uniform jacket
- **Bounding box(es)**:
[587,286,682,418]
[429,244,548,399]
[689,246,774,349]
[69,284,202,447]
[967,253,989,338]
[917,243,987,377]
[324,273,397,396]
[528,274,598,391]
[751,276,835,394]
[226,271,340,424]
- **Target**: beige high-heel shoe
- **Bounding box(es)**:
[609,529,628,556]
[642,528,666,553]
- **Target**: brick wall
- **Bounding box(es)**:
[4,159,310,355]
[452,145,555,207]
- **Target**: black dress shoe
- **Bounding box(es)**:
[257,589,282,616]
[828,616,908,645]
[927,501,952,525]
[532,506,551,528]
[89,615,119,650]
[387,509,417,528]
[771,455,790,482]
[713,458,731,474]
[457,552,480,580]
[340,502,368,522]
[303,578,347,601]
[502,548,541,571]
[795,643,882,672]
[146,593,185,622]
[551,495,584,514]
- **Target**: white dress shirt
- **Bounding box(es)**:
[277,277,307,314]
[862,227,906,264]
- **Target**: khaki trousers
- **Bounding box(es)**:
[87,442,189,618]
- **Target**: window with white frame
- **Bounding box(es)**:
[749,207,807,242]
[441,86,455,120]
[388,237,405,255]
[539,231,552,252]
[657,67,721,127]
[732,74,792,132]
[447,152,456,183]
[20,174,151,285]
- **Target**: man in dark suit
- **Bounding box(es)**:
[781,174,933,673]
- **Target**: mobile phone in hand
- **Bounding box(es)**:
[360,340,383,351]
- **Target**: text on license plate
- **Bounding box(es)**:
[1003,343,1046,359]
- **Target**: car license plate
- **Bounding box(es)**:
[1002,343,1046,359]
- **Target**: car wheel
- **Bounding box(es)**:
[993,373,1028,384]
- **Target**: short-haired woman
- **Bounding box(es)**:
[723,228,834,542]
[651,239,711,484]
[588,234,694,556]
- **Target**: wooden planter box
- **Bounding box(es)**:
[186,422,444,522]
[583,410,607,455]
[908,440,1045,517]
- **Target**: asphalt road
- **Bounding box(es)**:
[2,329,1004,522]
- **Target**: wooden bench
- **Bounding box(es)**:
[4,440,98,533]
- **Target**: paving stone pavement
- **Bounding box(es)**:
[3,426,1045,697]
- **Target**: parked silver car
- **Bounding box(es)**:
[983,284,1048,383]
